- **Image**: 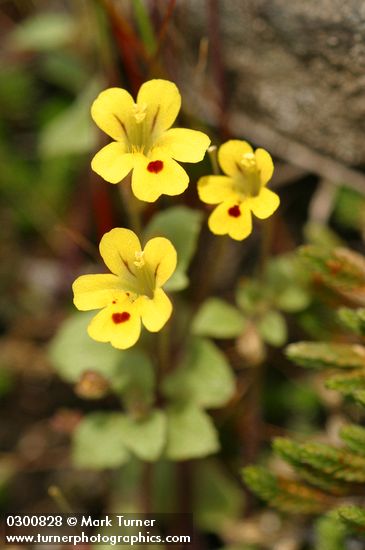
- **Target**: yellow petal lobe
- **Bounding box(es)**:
[137,79,181,134]
[197,175,235,205]
[99,228,141,278]
[154,128,210,163]
[143,237,177,287]
[249,188,280,219]
[218,140,253,176]
[91,144,134,184]
[137,289,172,332]
[87,304,141,350]
[72,274,124,311]
[208,200,253,241]
[132,152,189,203]
[91,87,135,142]
[255,148,274,186]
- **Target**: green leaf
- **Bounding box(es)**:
[144,207,203,291]
[325,370,365,397]
[243,465,330,514]
[116,410,166,462]
[286,342,365,370]
[165,404,219,460]
[315,512,348,550]
[49,312,122,382]
[236,280,265,314]
[352,389,365,406]
[192,298,246,338]
[163,338,235,408]
[39,79,101,157]
[276,285,310,313]
[110,351,155,409]
[300,246,365,304]
[9,13,77,51]
[194,460,244,532]
[274,438,365,483]
[333,187,365,232]
[0,67,36,116]
[340,424,365,456]
[133,0,157,55]
[49,312,155,406]
[338,307,365,336]
[72,413,130,469]
[273,438,348,495]
[40,52,90,93]
[337,506,365,533]
[258,310,287,347]
[304,222,343,249]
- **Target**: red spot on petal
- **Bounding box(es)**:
[228,205,241,218]
[112,312,130,324]
[112,300,116,304]
[147,160,164,173]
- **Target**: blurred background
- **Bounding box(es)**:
[1,1,365,549]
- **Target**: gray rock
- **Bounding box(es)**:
[179,0,365,166]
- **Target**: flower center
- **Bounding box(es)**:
[228,205,241,218]
[233,152,262,198]
[112,312,130,324]
[240,152,256,170]
[147,160,164,173]
[132,102,147,124]
[133,250,145,268]
[120,250,155,299]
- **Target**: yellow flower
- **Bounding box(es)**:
[72,228,177,350]
[91,79,211,202]
[198,140,280,241]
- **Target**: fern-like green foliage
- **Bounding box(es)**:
[337,506,365,533]
[242,466,332,514]
[338,307,365,336]
[243,246,365,543]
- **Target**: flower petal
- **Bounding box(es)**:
[218,140,253,176]
[154,128,210,163]
[99,228,141,281]
[137,289,172,332]
[131,152,189,202]
[208,200,253,241]
[197,175,235,205]
[255,148,274,186]
[91,143,134,184]
[249,188,280,219]
[137,79,181,134]
[88,304,141,350]
[143,237,177,287]
[72,274,126,311]
[91,87,135,141]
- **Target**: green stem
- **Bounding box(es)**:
[258,216,273,281]
[119,183,143,235]
[157,324,170,376]
[208,145,219,175]
[48,486,74,514]
[193,232,229,304]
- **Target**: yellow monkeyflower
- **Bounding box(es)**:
[198,140,280,241]
[91,79,211,202]
[72,228,177,350]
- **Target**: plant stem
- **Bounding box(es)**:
[48,485,74,514]
[141,462,153,514]
[119,183,143,235]
[157,323,171,375]
[208,145,219,175]
[258,216,273,281]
